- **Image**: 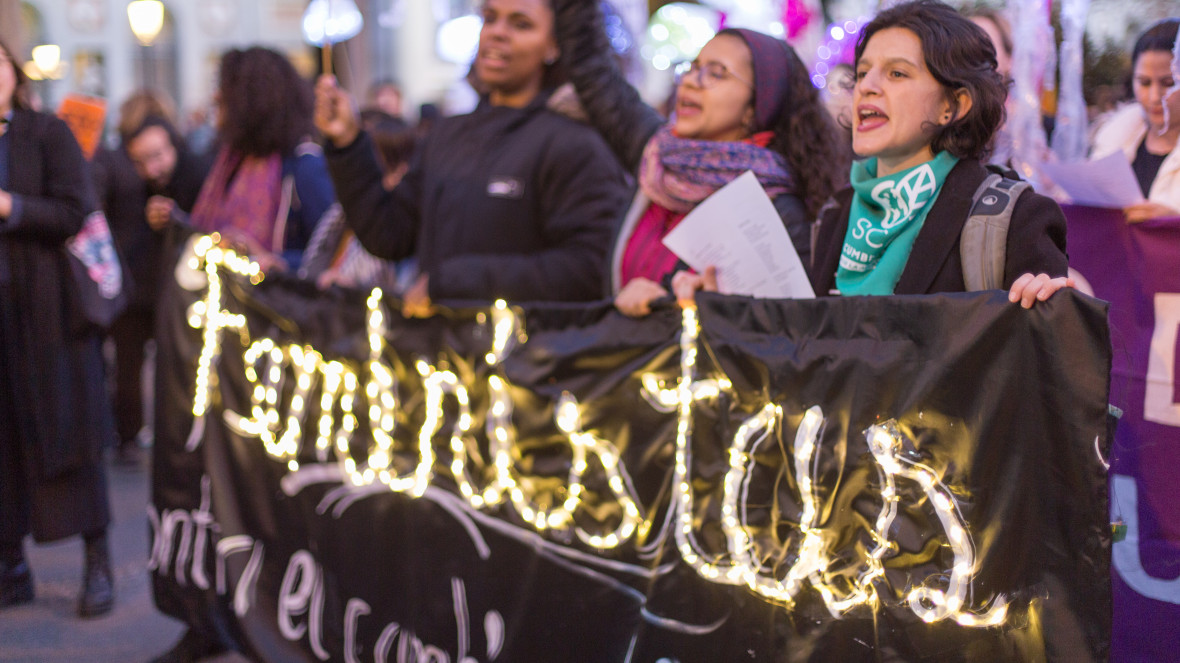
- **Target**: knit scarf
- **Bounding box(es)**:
[190,147,283,251]
[835,152,958,295]
[637,126,794,213]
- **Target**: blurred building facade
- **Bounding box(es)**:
[0,0,472,130]
[0,0,1171,134]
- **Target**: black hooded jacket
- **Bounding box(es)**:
[324,89,628,303]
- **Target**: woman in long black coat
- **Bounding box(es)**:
[0,38,116,617]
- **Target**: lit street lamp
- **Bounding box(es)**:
[127,0,165,46]
[301,0,364,76]
[24,44,65,80]
[127,0,165,90]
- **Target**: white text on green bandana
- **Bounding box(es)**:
[836,151,958,295]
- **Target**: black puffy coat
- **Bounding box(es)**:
[324,89,628,303]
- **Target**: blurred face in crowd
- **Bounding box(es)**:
[373,84,402,117]
[127,126,178,189]
[0,46,16,115]
[1133,49,1180,134]
[476,0,558,107]
[853,27,963,176]
[673,34,756,142]
[969,16,1011,79]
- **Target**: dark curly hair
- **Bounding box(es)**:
[216,47,314,157]
[854,0,1007,161]
[761,41,851,220]
[0,38,33,111]
[1132,18,1179,67]
[1120,19,1178,99]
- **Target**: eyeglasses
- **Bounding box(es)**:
[674,60,753,89]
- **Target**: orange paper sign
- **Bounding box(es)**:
[57,94,107,160]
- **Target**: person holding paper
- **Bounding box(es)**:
[1090,18,1180,222]
[553,0,849,316]
[0,37,116,619]
[315,0,627,313]
[676,0,1069,308]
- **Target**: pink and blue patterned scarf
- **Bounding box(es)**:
[637,126,794,213]
[190,147,283,251]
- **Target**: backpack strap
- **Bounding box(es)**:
[960,173,1030,291]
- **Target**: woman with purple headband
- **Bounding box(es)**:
[675,0,1071,308]
[554,0,849,316]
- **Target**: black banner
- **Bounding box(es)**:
[151,238,1111,662]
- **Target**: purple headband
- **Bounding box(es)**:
[719,28,795,132]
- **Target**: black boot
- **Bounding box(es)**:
[149,628,227,663]
[77,532,114,618]
[0,555,34,608]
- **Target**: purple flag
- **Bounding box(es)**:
[1065,205,1180,662]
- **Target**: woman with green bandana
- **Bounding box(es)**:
[676,0,1071,308]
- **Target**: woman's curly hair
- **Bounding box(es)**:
[759,39,852,220]
[217,47,314,157]
[854,0,1008,162]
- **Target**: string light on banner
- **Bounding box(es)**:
[865,422,1009,627]
[659,304,1007,625]
[668,305,733,576]
[721,403,783,587]
[185,234,260,450]
[357,289,402,486]
[482,301,529,513]
[553,393,644,549]
[182,254,1012,625]
[718,404,835,602]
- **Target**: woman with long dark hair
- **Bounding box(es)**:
[1090,18,1180,222]
[553,0,850,316]
[809,0,1069,304]
[0,38,116,618]
[190,46,338,272]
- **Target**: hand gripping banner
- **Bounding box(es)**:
[150,235,1111,662]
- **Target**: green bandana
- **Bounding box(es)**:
[835,152,958,295]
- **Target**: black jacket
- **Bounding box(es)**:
[810,158,1068,296]
[324,90,628,303]
[554,0,811,295]
[0,109,113,543]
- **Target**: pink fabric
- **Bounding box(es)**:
[624,130,786,287]
[190,147,283,251]
[619,201,686,287]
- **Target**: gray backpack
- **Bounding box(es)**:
[960,172,1030,291]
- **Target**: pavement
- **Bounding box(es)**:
[0,449,249,663]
